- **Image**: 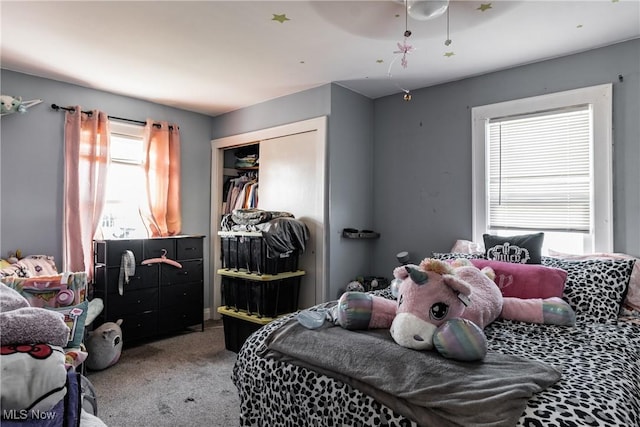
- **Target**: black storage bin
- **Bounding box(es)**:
[220,271,303,318]
[218,307,270,353]
[219,232,299,274]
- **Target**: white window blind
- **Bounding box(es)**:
[487,106,591,232]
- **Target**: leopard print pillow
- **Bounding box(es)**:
[431,252,486,262]
[542,257,635,323]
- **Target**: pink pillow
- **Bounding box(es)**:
[470,259,567,299]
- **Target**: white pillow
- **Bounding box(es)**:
[0,344,67,412]
[450,239,484,254]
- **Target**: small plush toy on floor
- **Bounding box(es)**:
[334,258,575,361]
[85,319,123,371]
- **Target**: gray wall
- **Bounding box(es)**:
[370,38,640,276]
[211,83,375,301]
[328,84,375,299]
[210,85,331,139]
[0,70,214,305]
[2,38,637,306]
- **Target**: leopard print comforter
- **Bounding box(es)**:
[232,298,640,426]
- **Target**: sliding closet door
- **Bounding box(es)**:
[259,130,324,309]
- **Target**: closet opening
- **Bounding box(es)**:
[210,116,328,320]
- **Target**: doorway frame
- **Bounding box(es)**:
[209,116,328,319]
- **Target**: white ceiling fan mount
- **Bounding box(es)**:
[394,0,450,21]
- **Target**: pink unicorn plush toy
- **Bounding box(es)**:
[336,258,575,361]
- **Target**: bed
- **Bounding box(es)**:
[232,253,640,427]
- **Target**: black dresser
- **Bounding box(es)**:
[93,235,205,344]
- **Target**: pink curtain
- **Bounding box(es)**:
[63,107,110,281]
[141,121,181,237]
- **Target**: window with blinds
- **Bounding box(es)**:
[487,106,591,233]
[471,84,613,254]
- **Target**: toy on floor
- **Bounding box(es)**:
[334,258,575,361]
[85,319,123,371]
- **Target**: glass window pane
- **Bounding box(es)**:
[487,107,591,232]
[100,122,148,239]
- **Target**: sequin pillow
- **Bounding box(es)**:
[483,233,544,264]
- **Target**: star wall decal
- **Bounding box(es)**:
[477,3,492,12]
[577,24,583,28]
[444,52,455,57]
[376,59,384,63]
[272,14,290,23]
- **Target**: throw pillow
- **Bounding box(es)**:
[470,259,567,299]
[450,239,485,254]
[47,300,89,348]
[16,255,59,277]
[483,233,544,264]
[0,344,67,412]
[548,249,640,315]
[432,252,486,262]
[3,272,87,308]
[541,256,635,323]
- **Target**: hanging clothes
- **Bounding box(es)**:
[234,179,258,211]
[225,175,249,214]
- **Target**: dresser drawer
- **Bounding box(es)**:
[119,311,158,343]
[107,288,158,317]
[94,236,204,345]
[161,260,203,285]
[177,237,203,260]
[96,240,144,267]
[105,264,158,294]
[159,282,202,308]
[144,239,176,260]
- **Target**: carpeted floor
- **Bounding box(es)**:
[86,320,241,427]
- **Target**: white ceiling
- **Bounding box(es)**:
[1,1,639,117]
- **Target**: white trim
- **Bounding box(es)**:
[471,84,613,252]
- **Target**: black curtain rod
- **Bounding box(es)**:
[50,104,176,130]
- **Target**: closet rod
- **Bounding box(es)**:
[50,104,176,130]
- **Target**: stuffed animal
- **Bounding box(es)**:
[1,95,25,114]
[1,95,42,115]
[335,258,575,361]
[85,319,123,371]
[6,249,22,264]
